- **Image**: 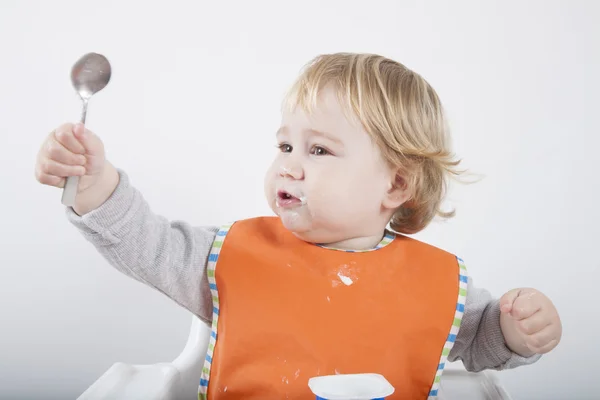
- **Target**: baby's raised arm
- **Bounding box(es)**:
[35,123,217,323]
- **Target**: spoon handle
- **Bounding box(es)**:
[62,176,79,206]
[61,100,88,207]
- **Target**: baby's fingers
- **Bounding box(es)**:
[517,310,550,335]
[36,172,64,188]
[54,123,85,154]
[511,291,542,320]
[46,138,87,166]
[524,326,559,354]
[38,158,85,178]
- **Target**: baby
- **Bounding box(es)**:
[35,52,562,399]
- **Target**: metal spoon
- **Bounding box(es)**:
[61,52,112,207]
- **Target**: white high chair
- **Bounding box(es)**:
[77,315,513,400]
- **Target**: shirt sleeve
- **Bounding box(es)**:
[65,168,218,325]
[447,274,542,371]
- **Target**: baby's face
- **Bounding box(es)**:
[264,87,397,245]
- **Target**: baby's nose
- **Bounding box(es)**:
[279,163,303,180]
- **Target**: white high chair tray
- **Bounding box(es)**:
[77,315,512,400]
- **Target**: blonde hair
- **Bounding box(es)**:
[283,52,464,234]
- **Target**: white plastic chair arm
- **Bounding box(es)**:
[77,317,211,400]
[438,362,513,400]
[76,362,181,400]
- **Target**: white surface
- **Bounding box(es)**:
[1,0,597,399]
[77,362,180,400]
[77,316,512,400]
[77,317,210,400]
[308,373,395,399]
[438,363,512,400]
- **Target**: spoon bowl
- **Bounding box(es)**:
[61,52,112,206]
[70,53,111,101]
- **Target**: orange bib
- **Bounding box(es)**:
[198,217,467,399]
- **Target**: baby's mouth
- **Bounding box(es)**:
[276,190,305,208]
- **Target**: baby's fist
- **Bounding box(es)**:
[499,288,562,356]
[35,123,105,191]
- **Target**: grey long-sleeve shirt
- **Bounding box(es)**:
[66,169,541,372]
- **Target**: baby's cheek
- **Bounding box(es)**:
[303,184,332,216]
[263,171,278,205]
[315,182,354,216]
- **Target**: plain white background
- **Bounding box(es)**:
[1,0,597,398]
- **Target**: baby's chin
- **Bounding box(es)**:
[277,209,311,233]
[276,213,337,245]
[289,229,325,245]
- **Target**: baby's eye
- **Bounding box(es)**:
[278,143,293,153]
[310,146,330,156]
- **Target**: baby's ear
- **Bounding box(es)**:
[383,173,411,210]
